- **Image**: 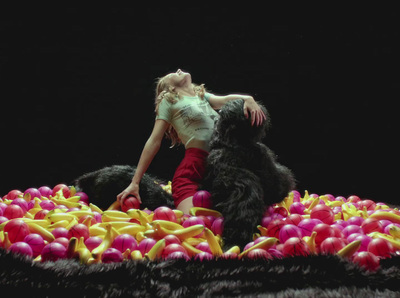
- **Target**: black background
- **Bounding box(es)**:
[1,6,398,204]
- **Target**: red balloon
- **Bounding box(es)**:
[313,223,336,246]
[220,251,238,259]
[153,207,177,222]
[359,199,376,211]
[278,224,302,244]
[361,218,383,234]
[285,214,303,226]
[52,184,70,198]
[162,244,188,258]
[4,219,30,243]
[320,237,346,255]
[167,251,191,260]
[6,190,23,201]
[195,242,212,254]
[273,207,288,217]
[246,248,272,260]
[78,215,97,225]
[67,223,90,241]
[347,195,361,203]
[163,235,181,246]
[282,237,310,257]
[367,238,393,258]
[267,219,286,238]
[353,251,380,271]
[197,215,212,229]
[11,198,29,213]
[34,209,50,220]
[121,196,140,212]
[194,251,213,261]
[53,237,69,248]
[310,204,334,225]
[4,205,25,219]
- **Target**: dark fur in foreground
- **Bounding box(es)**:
[73,165,174,210]
[201,99,296,248]
[1,248,400,297]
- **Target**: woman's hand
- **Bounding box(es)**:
[243,96,267,126]
[117,182,142,204]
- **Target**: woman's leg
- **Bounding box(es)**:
[176,196,194,214]
[172,148,209,214]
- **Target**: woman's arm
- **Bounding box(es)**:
[117,119,170,203]
[208,94,267,126]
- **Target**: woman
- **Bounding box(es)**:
[117,69,266,214]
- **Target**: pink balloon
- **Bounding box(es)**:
[24,188,42,201]
[102,248,123,263]
[38,186,53,198]
[211,217,224,236]
[75,192,89,204]
[289,202,305,215]
[11,198,29,213]
[298,218,322,237]
[9,242,33,257]
[194,252,213,261]
[85,237,103,252]
[111,234,138,253]
[342,225,363,238]
[355,235,372,252]
[278,224,302,244]
[24,233,45,257]
[192,190,212,208]
[41,243,67,262]
[138,238,156,256]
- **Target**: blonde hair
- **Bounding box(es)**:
[154,75,207,147]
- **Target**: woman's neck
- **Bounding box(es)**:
[176,85,196,97]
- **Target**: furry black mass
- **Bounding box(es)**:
[73,165,174,210]
[1,248,400,297]
[201,99,295,249]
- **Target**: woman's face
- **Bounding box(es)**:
[164,69,191,87]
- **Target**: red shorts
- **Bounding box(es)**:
[172,148,209,207]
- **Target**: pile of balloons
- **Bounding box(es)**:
[1,185,399,271]
[260,190,400,271]
[0,185,228,264]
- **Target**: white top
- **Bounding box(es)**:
[156,92,219,151]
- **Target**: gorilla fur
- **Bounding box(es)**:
[1,248,400,297]
[201,99,296,249]
[73,165,174,210]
